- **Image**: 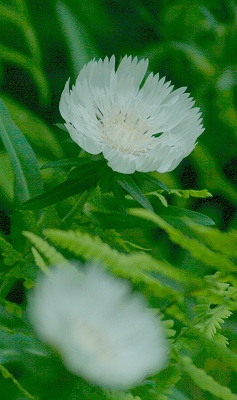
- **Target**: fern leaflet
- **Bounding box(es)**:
[179,355,237,400]
[129,209,236,272]
[23,231,68,265]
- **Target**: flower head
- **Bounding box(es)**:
[29,264,168,389]
[60,55,204,174]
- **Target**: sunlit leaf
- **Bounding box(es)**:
[0,100,43,207]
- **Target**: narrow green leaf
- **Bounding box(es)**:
[0,364,37,400]
[112,181,126,215]
[149,192,168,207]
[56,1,100,77]
[129,208,236,272]
[173,42,215,77]
[139,172,170,192]
[153,205,215,227]
[41,157,90,169]
[20,163,100,209]
[117,175,153,212]
[0,100,43,206]
[2,94,64,160]
[20,179,90,210]
[54,123,68,132]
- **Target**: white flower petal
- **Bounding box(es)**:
[59,56,204,174]
[29,264,168,389]
[65,123,102,155]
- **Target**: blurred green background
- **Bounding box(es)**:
[0,0,237,230]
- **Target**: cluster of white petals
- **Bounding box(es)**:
[59,55,204,174]
[29,264,168,389]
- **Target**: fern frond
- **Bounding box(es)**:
[156,189,212,199]
[31,247,50,275]
[179,355,237,400]
[43,228,180,298]
[195,273,237,309]
[170,189,212,198]
[0,364,37,400]
[187,223,237,258]
[166,304,190,324]
[163,319,176,338]
[0,237,21,266]
[214,333,229,347]
[129,209,236,272]
[197,304,232,340]
[149,365,181,400]
[44,228,202,286]
[186,327,237,373]
[23,231,68,265]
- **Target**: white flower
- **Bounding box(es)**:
[59,55,204,174]
[29,264,168,389]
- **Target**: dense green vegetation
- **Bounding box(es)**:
[0,1,237,399]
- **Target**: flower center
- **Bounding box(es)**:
[98,109,157,155]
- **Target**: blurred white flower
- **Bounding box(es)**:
[60,55,204,174]
[29,264,168,389]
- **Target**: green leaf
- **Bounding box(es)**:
[139,172,170,192]
[56,1,100,77]
[0,237,22,266]
[129,208,236,273]
[117,175,153,212]
[20,163,101,210]
[112,180,127,215]
[1,94,64,161]
[41,157,88,169]
[152,205,215,227]
[0,100,43,207]
[0,364,37,400]
[149,192,168,207]
[172,42,215,77]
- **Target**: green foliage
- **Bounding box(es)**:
[158,189,212,199]
[179,356,237,400]
[0,364,37,400]
[129,208,236,272]
[0,100,43,207]
[0,0,50,104]
[56,1,100,77]
[20,223,237,399]
[0,237,21,267]
[1,1,237,398]
[106,392,141,400]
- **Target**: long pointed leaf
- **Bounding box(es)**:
[20,164,101,210]
[0,100,43,206]
[117,175,153,212]
[41,157,90,169]
[138,172,170,192]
